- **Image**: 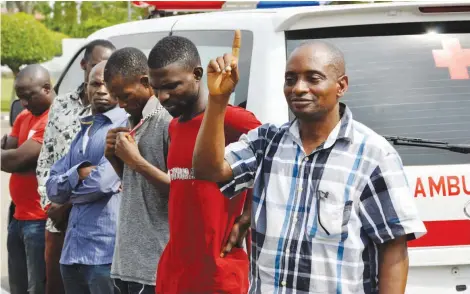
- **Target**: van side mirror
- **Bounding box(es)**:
[9,99,24,127]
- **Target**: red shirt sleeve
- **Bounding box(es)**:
[9,110,28,138]
[224,105,262,145]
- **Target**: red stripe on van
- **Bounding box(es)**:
[408,219,470,247]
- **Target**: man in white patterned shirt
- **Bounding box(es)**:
[193,34,427,293]
[36,39,115,294]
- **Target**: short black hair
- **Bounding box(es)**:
[83,39,116,61]
[148,35,201,70]
[104,47,149,84]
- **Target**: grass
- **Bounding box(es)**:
[1,77,14,112]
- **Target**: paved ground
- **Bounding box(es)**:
[1,118,11,292]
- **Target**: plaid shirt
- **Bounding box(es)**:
[221,103,426,294]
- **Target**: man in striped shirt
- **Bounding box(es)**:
[193,34,427,293]
[46,61,126,293]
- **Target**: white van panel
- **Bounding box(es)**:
[275,1,470,32]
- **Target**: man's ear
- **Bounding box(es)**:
[140,76,155,96]
[140,76,150,88]
[194,66,203,81]
[80,58,86,71]
[337,75,349,99]
[43,83,52,95]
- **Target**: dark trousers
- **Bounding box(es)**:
[60,264,115,294]
[8,202,15,225]
[113,279,155,294]
[45,231,66,294]
[8,218,46,294]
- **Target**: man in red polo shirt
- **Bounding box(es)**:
[147,33,260,293]
[1,64,53,294]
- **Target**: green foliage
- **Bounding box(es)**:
[1,13,61,74]
[62,1,77,24]
[1,77,14,112]
[33,1,52,16]
[43,1,148,38]
[50,31,69,56]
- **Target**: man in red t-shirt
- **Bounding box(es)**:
[1,64,53,294]
[148,35,261,293]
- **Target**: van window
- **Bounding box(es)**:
[286,21,470,166]
[57,50,85,96]
[108,31,170,56]
[56,32,171,96]
[171,30,254,107]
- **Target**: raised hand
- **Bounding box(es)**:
[207,30,241,99]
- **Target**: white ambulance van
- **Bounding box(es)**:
[53,2,470,293]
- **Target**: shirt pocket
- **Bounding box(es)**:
[307,193,353,243]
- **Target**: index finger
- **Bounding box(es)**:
[232,29,241,59]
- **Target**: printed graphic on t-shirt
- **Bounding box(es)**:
[169,167,195,181]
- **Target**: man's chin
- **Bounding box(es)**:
[96,106,112,113]
[30,109,43,116]
[165,107,182,118]
[292,109,327,122]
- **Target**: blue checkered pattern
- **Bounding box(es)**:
[221,103,426,293]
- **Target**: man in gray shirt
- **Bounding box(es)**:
[103,47,172,293]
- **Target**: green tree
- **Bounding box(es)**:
[63,1,77,24]
[42,1,148,38]
[80,1,96,23]
[1,13,57,75]
[33,1,52,17]
[50,31,69,56]
[5,1,34,14]
[1,13,66,100]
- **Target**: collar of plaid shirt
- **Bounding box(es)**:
[288,103,354,150]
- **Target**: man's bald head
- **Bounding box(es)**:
[14,64,53,116]
[87,60,116,114]
[88,60,107,82]
[290,41,346,79]
[15,64,51,88]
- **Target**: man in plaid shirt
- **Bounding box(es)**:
[192,32,427,293]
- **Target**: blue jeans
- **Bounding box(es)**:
[7,218,46,294]
[60,264,115,294]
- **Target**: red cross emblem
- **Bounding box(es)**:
[432,38,470,80]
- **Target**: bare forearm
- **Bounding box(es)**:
[107,155,124,178]
[378,236,409,294]
[193,97,230,182]
[1,150,37,173]
[133,157,170,196]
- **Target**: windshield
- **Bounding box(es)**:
[286,21,470,166]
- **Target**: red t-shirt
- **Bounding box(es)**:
[156,106,261,294]
[9,109,49,221]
